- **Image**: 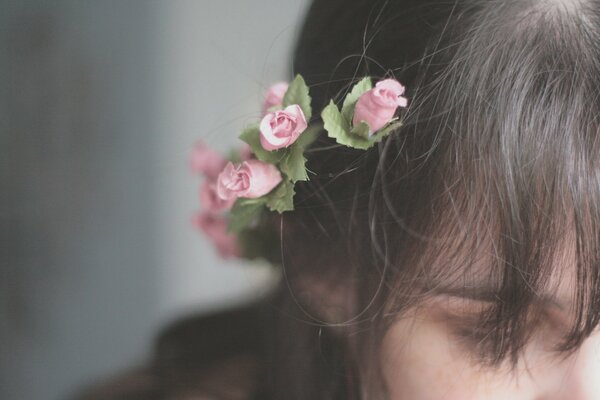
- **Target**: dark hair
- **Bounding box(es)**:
[265,0,600,398]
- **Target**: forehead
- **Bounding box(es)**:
[416,219,579,311]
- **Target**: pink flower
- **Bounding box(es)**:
[193,211,241,259]
[259,104,308,151]
[352,78,408,135]
[199,181,235,212]
[216,160,282,200]
[190,141,228,180]
[262,82,289,114]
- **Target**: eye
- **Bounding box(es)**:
[448,317,498,359]
[431,301,499,360]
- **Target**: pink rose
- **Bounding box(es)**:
[352,78,408,135]
[190,141,228,180]
[262,82,289,114]
[216,159,282,200]
[259,104,308,151]
[199,181,236,212]
[193,211,241,259]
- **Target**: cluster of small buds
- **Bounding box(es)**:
[191,74,408,260]
[190,142,245,259]
[190,81,300,259]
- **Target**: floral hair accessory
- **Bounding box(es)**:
[192,75,408,259]
[216,160,283,200]
[259,104,308,151]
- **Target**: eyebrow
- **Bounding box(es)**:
[424,284,569,311]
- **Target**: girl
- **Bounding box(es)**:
[77,0,600,399]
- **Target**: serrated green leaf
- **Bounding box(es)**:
[265,180,295,213]
[321,100,349,135]
[372,119,403,141]
[280,144,308,182]
[350,121,371,140]
[228,198,266,233]
[294,123,322,149]
[322,101,402,150]
[282,74,312,121]
[341,77,373,123]
[321,100,372,150]
[239,124,286,164]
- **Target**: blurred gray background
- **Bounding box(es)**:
[0,1,309,399]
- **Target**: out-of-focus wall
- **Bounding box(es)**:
[1,2,162,399]
[0,1,309,399]
[154,0,308,319]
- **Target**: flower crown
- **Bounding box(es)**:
[191,74,408,260]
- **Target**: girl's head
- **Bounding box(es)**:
[268,0,600,398]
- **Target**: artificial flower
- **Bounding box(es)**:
[352,78,408,135]
[259,104,308,151]
[190,141,228,180]
[199,181,236,212]
[216,159,282,200]
[193,211,241,259]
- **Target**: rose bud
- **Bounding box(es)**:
[262,82,289,115]
[352,78,408,135]
[259,104,308,151]
[189,141,228,180]
[216,159,282,201]
[199,181,236,213]
[193,211,241,259]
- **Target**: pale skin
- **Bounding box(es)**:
[380,280,600,399]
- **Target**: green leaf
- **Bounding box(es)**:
[239,124,286,164]
[322,100,403,150]
[265,180,295,213]
[321,100,372,150]
[341,77,373,123]
[228,198,266,233]
[350,121,371,140]
[372,119,403,142]
[278,124,322,183]
[294,123,322,149]
[280,144,308,182]
[282,74,312,121]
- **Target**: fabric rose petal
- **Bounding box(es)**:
[216,159,282,201]
[352,78,408,135]
[190,141,228,180]
[262,82,289,115]
[193,211,241,259]
[199,181,236,213]
[259,104,308,151]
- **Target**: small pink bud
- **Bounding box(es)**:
[193,211,241,259]
[199,181,235,213]
[352,78,408,135]
[190,141,228,180]
[216,160,282,201]
[262,82,289,115]
[259,104,308,151]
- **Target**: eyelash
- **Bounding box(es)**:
[451,321,493,350]
[448,308,570,362]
